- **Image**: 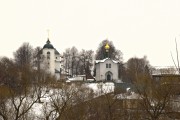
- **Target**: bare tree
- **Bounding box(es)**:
[0,56,50,120]
[63,48,71,77]
[0,57,19,87]
[70,46,78,77]
[43,83,94,120]
[126,56,151,83]
[95,39,123,61]
[0,81,44,120]
[33,46,42,74]
[63,48,94,77]
[134,75,177,120]
[13,42,33,69]
[79,49,94,77]
[171,38,180,74]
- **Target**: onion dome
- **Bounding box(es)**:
[105,43,110,50]
[43,39,54,49]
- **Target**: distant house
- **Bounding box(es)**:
[152,74,180,83]
[39,39,62,80]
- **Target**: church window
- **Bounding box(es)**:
[106,64,108,68]
[47,62,50,68]
[47,51,50,59]
[109,64,111,68]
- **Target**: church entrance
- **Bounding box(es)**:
[105,71,113,81]
[107,74,111,80]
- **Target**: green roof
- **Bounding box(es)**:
[54,49,60,55]
[43,39,54,49]
[41,39,60,55]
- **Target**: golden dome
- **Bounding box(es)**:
[105,43,110,50]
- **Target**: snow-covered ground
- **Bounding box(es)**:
[30,82,142,119]
[2,82,141,119]
[86,82,114,96]
[28,82,142,119]
[30,82,115,119]
[116,92,140,99]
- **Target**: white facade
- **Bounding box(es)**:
[39,39,61,80]
[95,58,119,81]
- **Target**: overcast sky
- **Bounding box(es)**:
[1,0,180,66]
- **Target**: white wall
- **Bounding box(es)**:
[42,48,55,75]
[55,54,61,71]
[40,48,61,80]
[95,59,119,81]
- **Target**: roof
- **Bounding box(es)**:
[43,39,54,49]
[95,58,119,64]
[152,74,180,77]
[41,39,60,55]
[54,49,60,55]
[151,66,179,75]
[55,69,60,73]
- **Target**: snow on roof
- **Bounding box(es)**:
[151,66,179,75]
[126,87,131,91]
[114,79,123,83]
[95,58,119,64]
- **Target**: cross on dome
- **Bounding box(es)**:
[46,39,50,44]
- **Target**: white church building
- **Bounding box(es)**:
[95,58,120,81]
[95,43,120,81]
[39,39,62,80]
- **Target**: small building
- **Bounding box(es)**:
[95,43,120,81]
[95,58,120,81]
[39,39,62,80]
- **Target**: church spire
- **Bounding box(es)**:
[43,29,54,49]
[46,29,50,44]
[46,39,50,44]
[47,29,50,39]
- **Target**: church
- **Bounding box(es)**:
[95,43,120,81]
[39,38,62,80]
[38,38,120,81]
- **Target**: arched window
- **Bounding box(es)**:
[106,63,111,68]
[106,64,108,68]
[47,62,50,68]
[47,51,50,59]
[109,64,111,68]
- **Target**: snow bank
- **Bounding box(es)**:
[87,82,114,95]
[116,92,140,99]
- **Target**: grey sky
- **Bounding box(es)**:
[0,0,180,66]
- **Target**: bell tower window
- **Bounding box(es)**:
[47,51,50,59]
[109,64,111,68]
[106,64,108,68]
